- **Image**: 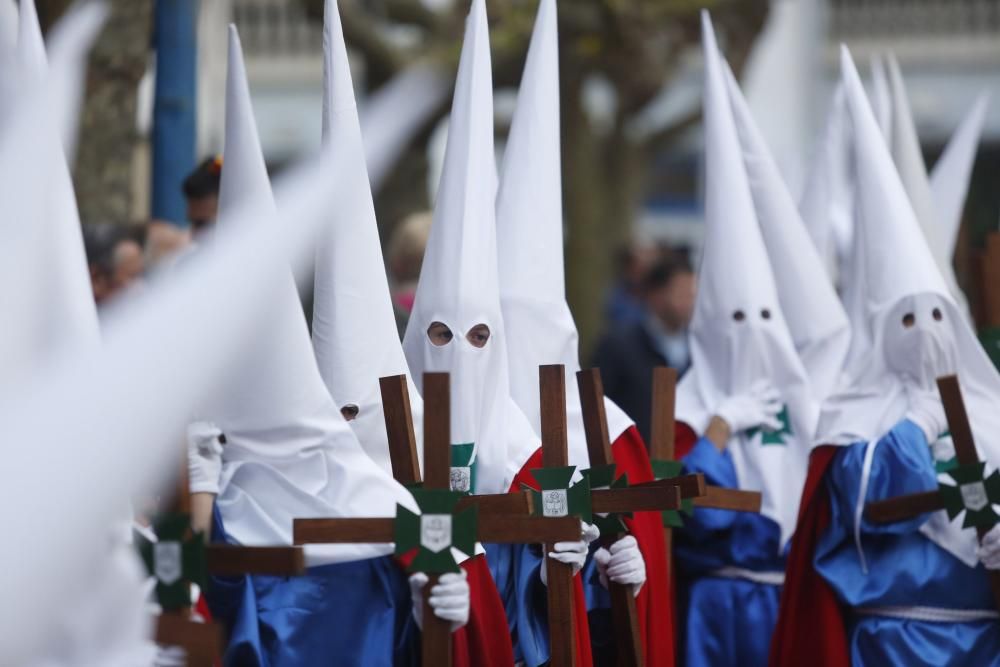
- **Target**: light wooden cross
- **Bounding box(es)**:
[645,367,763,579]
[143,440,307,666]
[532,365,684,667]
[293,372,581,667]
[865,374,1000,612]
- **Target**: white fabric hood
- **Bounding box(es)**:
[206,26,416,566]
[403,0,539,495]
[722,62,850,400]
[496,0,634,465]
[0,0,101,393]
[312,0,424,476]
[676,12,818,549]
[816,46,1000,567]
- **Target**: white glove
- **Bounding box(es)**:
[154,646,187,667]
[977,524,1000,570]
[904,386,947,445]
[715,381,782,434]
[187,421,225,495]
[594,535,646,597]
[408,570,469,632]
[541,522,600,586]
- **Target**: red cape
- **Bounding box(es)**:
[454,554,516,667]
[768,445,850,667]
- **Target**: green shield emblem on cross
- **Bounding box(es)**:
[394,489,477,573]
[525,466,592,524]
[939,462,1000,529]
[136,513,207,612]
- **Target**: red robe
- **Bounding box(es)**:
[453,554,517,667]
[511,424,678,667]
[768,445,850,667]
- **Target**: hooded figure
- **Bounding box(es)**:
[193,26,473,666]
[0,4,156,665]
[310,4,513,665]
[669,13,820,667]
[723,62,850,401]
[495,1,667,664]
[402,2,597,665]
[771,46,1000,667]
[312,0,424,477]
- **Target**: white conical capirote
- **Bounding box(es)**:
[722,62,850,400]
[496,0,634,458]
[817,46,1000,568]
[930,92,990,260]
[403,0,540,494]
[207,26,416,564]
[885,54,939,247]
[312,0,424,476]
[0,7,153,664]
[0,0,102,394]
[843,47,950,312]
[676,11,816,549]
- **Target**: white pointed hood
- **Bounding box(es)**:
[0,108,363,660]
[207,26,416,565]
[403,0,539,495]
[722,62,850,400]
[885,54,972,317]
[0,0,101,395]
[817,46,1000,567]
[930,93,990,263]
[676,12,817,549]
[312,0,424,476]
[496,0,633,462]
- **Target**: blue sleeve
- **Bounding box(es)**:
[826,419,939,536]
[681,436,740,533]
[485,542,550,667]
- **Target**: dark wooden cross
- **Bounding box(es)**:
[293,372,582,667]
[865,374,1000,611]
[142,435,307,666]
[531,365,685,667]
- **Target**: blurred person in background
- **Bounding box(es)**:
[386,210,432,334]
[182,155,223,232]
[604,239,665,326]
[82,223,146,305]
[593,250,696,440]
[145,219,192,272]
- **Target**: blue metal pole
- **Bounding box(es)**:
[151,0,197,226]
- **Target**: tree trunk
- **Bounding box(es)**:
[72,0,153,225]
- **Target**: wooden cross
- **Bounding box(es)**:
[143,435,307,666]
[293,372,582,667]
[865,374,1000,612]
[532,365,684,667]
[645,367,763,578]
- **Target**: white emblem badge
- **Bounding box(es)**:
[420,514,453,553]
[961,482,989,513]
[154,541,182,585]
[542,489,569,517]
[450,467,471,493]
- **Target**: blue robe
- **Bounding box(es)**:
[675,436,786,667]
[206,507,420,667]
[815,419,1000,666]
[484,542,550,667]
